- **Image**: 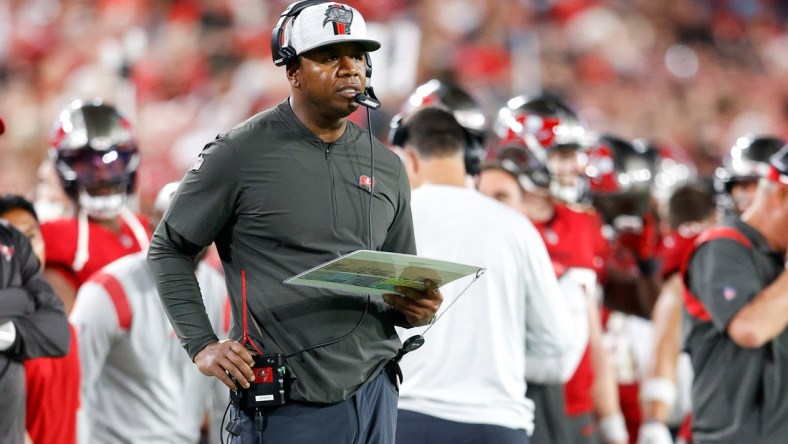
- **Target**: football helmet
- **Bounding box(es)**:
[493,92,587,157]
[769,143,788,185]
[714,135,785,215]
[715,135,785,194]
[634,138,697,206]
[493,144,552,192]
[389,79,486,175]
[493,92,589,202]
[586,134,658,224]
[49,99,139,220]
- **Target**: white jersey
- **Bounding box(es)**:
[70,251,227,444]
[397,184,572,434]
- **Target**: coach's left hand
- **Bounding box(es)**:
[383,279,442,327]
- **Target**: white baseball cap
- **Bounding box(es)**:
[286,2,381,56]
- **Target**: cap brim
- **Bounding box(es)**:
[297,37,381,56]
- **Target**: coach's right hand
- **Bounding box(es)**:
[194,339,256,390]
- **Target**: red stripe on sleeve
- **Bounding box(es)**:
[92,272,132,330]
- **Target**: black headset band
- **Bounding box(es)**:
[270,0,329,66]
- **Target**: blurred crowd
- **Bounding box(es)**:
[1,0,787,210]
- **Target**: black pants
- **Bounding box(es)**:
[229,371,398,444]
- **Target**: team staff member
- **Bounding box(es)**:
[147,3,441,444]
[0,195,81,444]
[0,117,71,444]
[70,182,227,443]
[681,146,788,443]
[637,184,716,444]
[0,219,71,444]
[395,107,571,444]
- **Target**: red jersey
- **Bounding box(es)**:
[41,211,151,289]
[533,203,609,279]
[25,323,81,444]
[657,226,703,280]
[532,203,610,416]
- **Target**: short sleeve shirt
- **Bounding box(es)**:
[683,218,788,443]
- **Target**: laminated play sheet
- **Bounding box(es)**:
[284,250,484,296]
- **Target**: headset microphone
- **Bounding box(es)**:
[354,52,380,109]
[354,91,380,110]
[353,91,380,109]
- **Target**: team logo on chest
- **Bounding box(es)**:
[358,175,375,193]
[324,4,353,35]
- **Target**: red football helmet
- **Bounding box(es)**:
[49,99,139,220]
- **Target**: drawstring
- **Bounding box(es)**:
[120,207,150,250]
[72,210,89,272]
[72,207,150,273]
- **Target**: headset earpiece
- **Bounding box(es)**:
[388,115,408,147]
[464,136,485,176]
[270,0,328,66]
[364,52,373,80]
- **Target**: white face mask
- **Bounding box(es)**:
[612,214,644,233]
[550,182,581,203]
[34,199,72,222]
[78,191,127,220]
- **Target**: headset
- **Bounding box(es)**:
[270,0,380,109]
[270,0,326,67]
[389,113,485,176]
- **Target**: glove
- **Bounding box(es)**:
[637,421,673,444]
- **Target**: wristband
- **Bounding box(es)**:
[599,413,628,443]
[637,421,673,444]
[640,377,676,407]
